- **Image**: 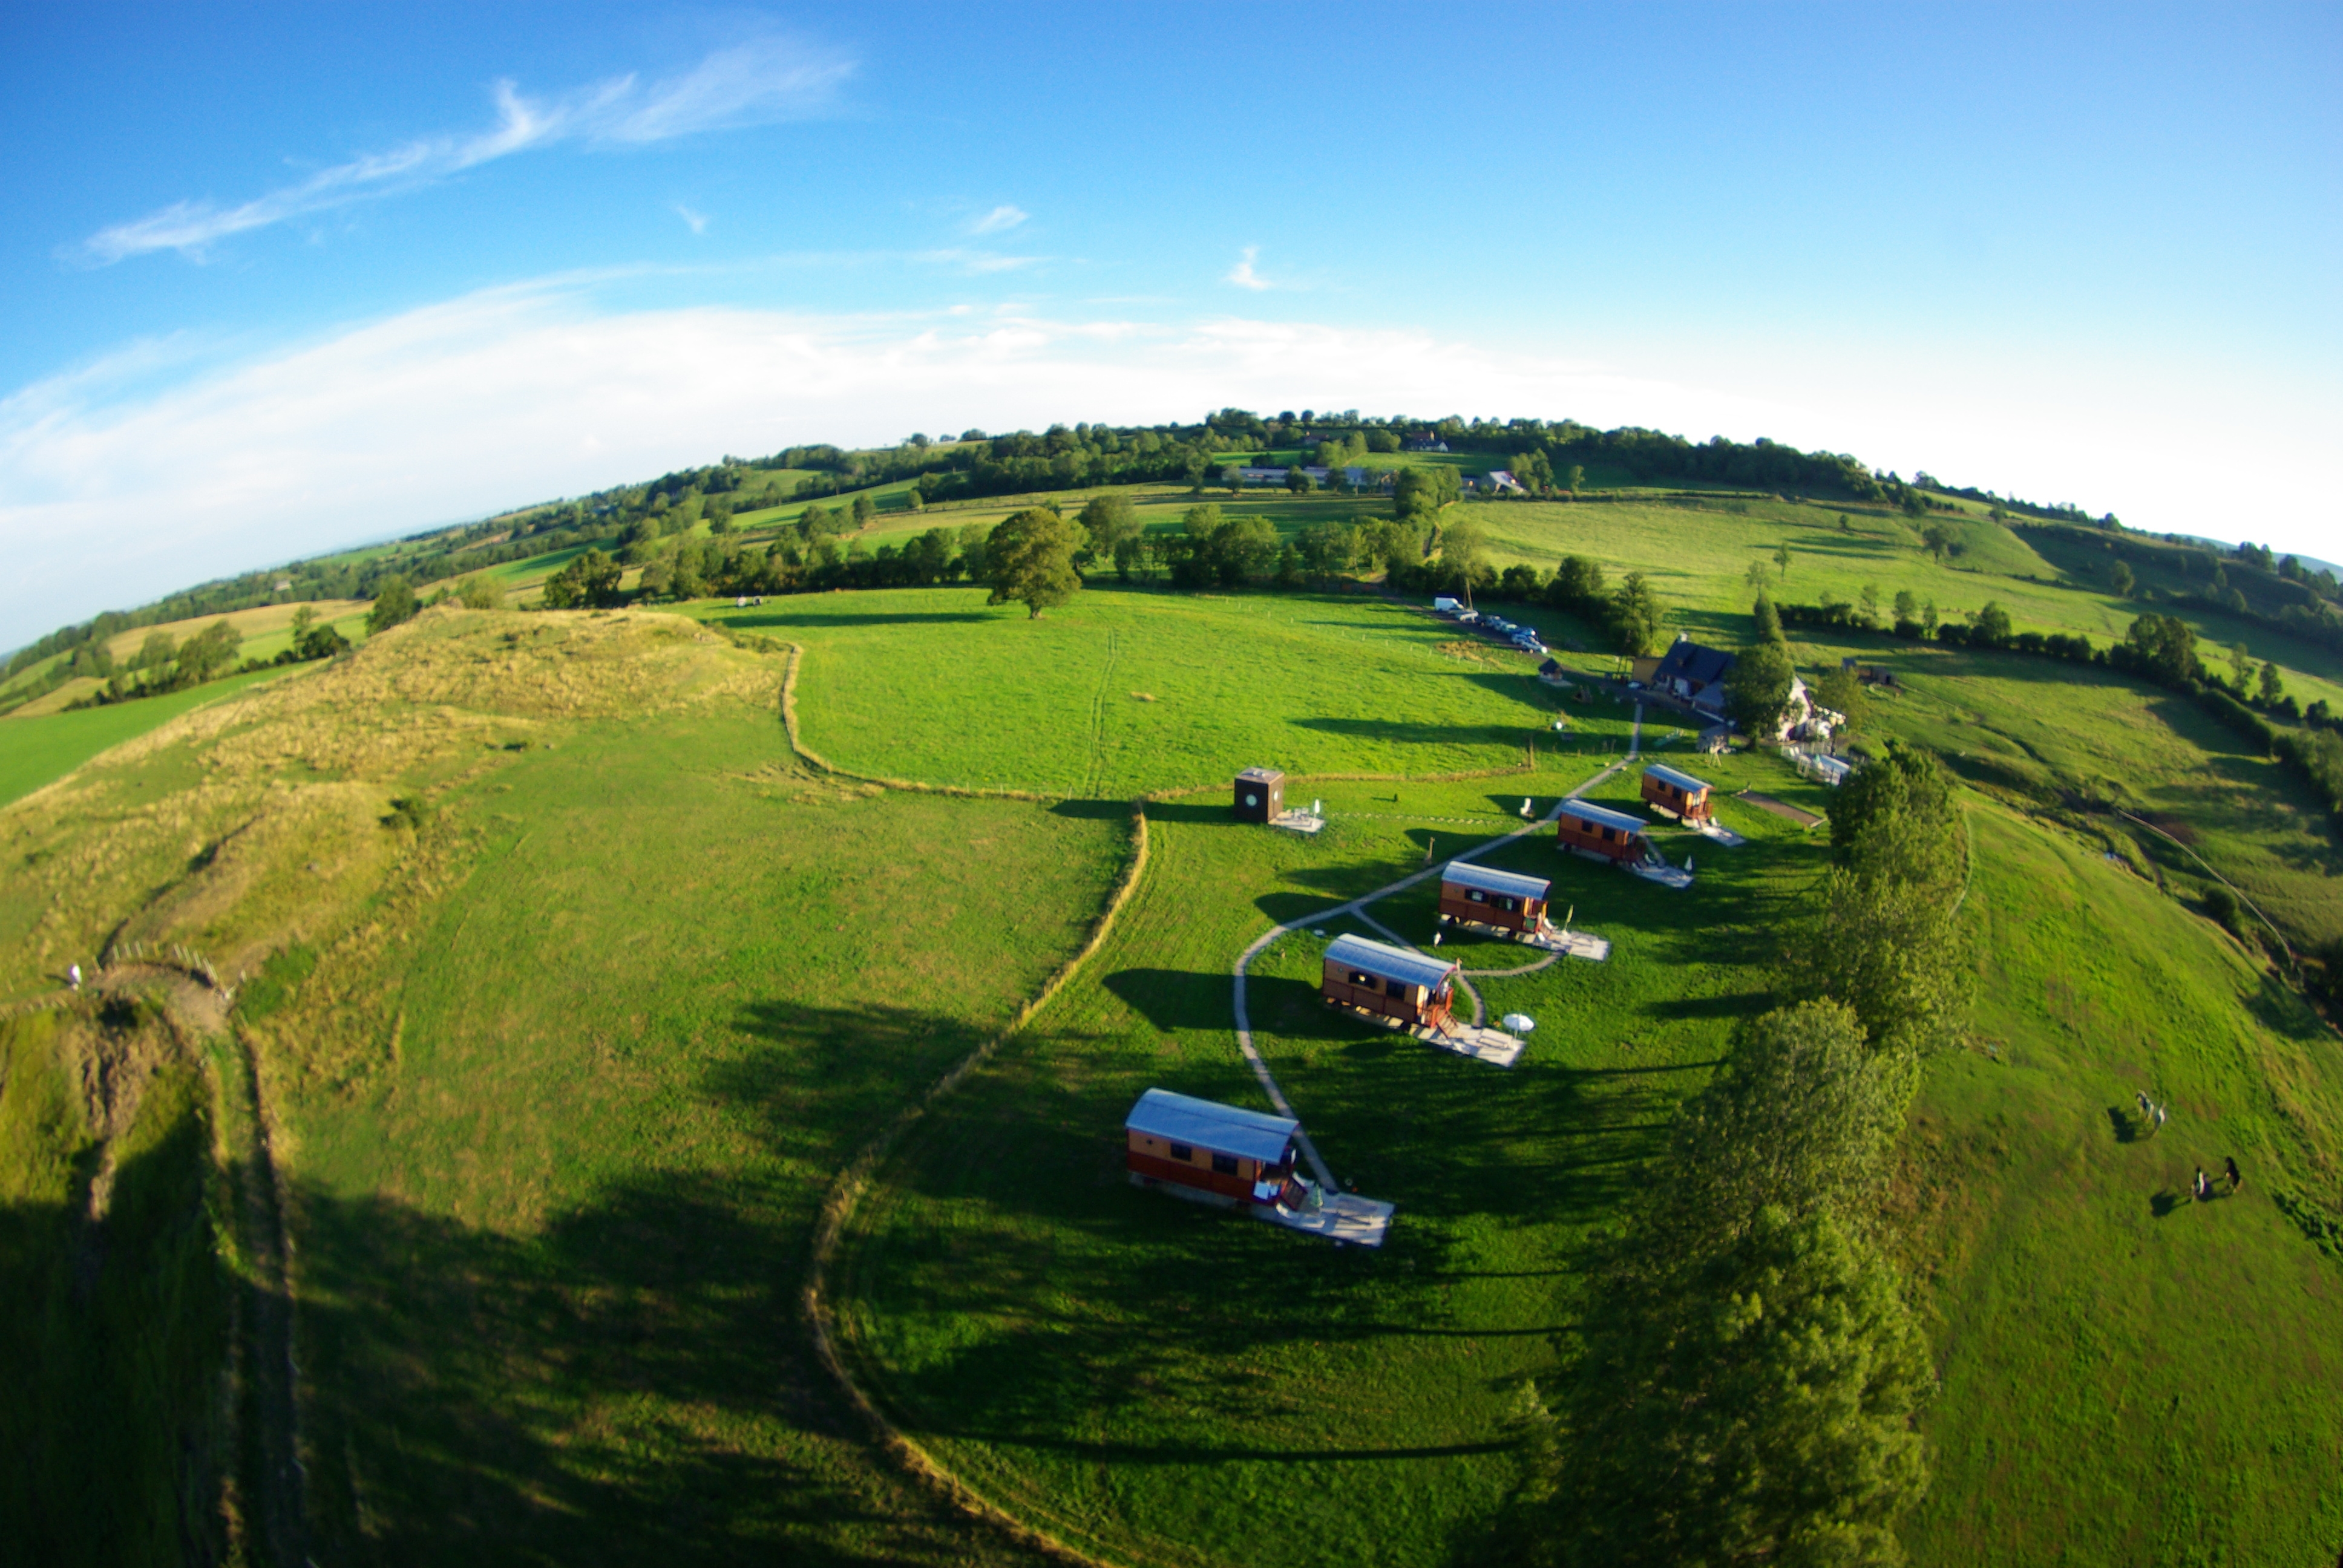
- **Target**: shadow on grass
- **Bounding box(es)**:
[2108,1106,2143,1144]
[723,609,995,630]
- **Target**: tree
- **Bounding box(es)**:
[290,604,316,642]
[1394,465,1461,520]
[367,576,419,633]
[1208,515,1280,587]
[1542,1004,1933,1568]
[1441,520,1490,604]
[851,492,876,527]
[956,521,992,581]
[1921,523,1955,563]
[2108,559,2135,596]
[1562,463,1585,495]
[1745,559,1769,592]
[1609,572,1667,656]
[1839,512,1853,534]
[2229,642,2253,688]
[2123,613,2203,685]
[1969,601,2013,648]
[1285,466,1313,494]
[987,509,1084,618]
[1297,520,1357,585]
[2259,660,2286,702]
[1752,592,1785,645]
[905,527,954,585]
[1814,665,1870,734]
[1725,639,1795,735]
[177,619,242,683]
[1549,555,1608,612]
[459,576,500,610]
[1077,494,1139,560]
[1858,583,1880,622]
[1774,542,1793,581]
[1901,487,1930,518]
[133,629,178,671]
[1892,589,1918,624]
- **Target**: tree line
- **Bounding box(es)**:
[1515,745,1967,1564]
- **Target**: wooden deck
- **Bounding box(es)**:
[1255,1191,1394,1247]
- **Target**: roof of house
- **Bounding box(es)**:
[1654,637,1736,689]
[1645,763,1714,795]
[1538,658,1564,675]
[1442,861,1552,901]
[1124,1088,1297,1165]
[1558,800,1649,834]
[1324,932,1459,990]
[1237,766,1285,783]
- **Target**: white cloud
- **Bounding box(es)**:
[675,204,709,235]
[1225,246,1271,290]
[914,249,1047,275]
[73,37,853,264]
[969,205,1029,236]
[1,280,2335,650]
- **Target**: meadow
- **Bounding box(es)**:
[0,664,301,809]
[1,575,2339,1566]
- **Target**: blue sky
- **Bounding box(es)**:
[1,2,2337,648]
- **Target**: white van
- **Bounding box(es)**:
[1432,596,1463,615]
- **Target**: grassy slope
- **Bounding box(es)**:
[0,664,300,809]
[0,1010,232,1567]
[725,588,2343,1566]
[834,758,1820,1568]
[697,588,1588,796]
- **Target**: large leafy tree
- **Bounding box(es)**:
[366,576,419,633]
[986,508,1084,618]
[1394,463,1461,520]
[1609,571,1667,655]
[1725,639,1795,734]
[1077,493,1139,560]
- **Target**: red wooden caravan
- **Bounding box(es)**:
[1640,763,1715,823]
[1438,862,1555,938]
[1124,1088,1301,1207]
[1321,933,1460,1031]
[1556,799,1660,866]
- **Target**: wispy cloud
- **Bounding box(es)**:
[915,249,1047,275]
[73,36,853,265]
[1225,245,1272,290]
[968,204,1029,235]
[675,204,709,235]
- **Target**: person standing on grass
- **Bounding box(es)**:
[2155,1104,2168,1135]
[2226,1157,2242,1194]
[2136,1089,2151,1119]
[68,962,80,990]
[2194,1168,2211,1201]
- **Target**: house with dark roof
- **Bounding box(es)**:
[1649,635,1737,718]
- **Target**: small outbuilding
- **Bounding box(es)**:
[1438,862,1555,938]
[1556,800,1658,865]
[1124,1088,1300,1207]
[1233,767,1285,823]
[1322,933,1460,1031]
[1641,763,1716,823]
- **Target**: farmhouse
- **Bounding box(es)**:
[1233,767,1285,822]
[1438,861,1555,937]
[1403,437,1451,452]
[1556,799,1657,864]
[1124,1088,1300,1207]
[1484,469,1524,493]
[1640,635,1737,719]
[1322,932,1459,1031]
[1641,763,1715,823]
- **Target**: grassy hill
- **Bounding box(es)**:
[4,457,2342,1561]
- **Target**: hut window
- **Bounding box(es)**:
[1210,1152,1239,1176]
[1385,977,1409,998]
[1466,888,1486,904]
[1348,970,1375,987]
[1168,1143,1193,1163]
[1498,896,1518,912]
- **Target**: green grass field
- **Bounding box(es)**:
[2,565,2340,1564]
[0,664,300,808]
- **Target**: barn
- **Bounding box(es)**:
[1233,767,1285,823]
[1322,933,1460,1031]
[1124,1088,1301,1207]
[1438,862,1555,938]
[1556,799,1657,864]
[1641,763,1716,823]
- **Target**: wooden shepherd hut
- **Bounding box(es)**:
[1233,767,1286,824]
[1556,799,1658,866]
[1124,1088,1300,1206]
[1321,933,1460,1031]
[1640,763,1715,823]
[1438,861,1555,938]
